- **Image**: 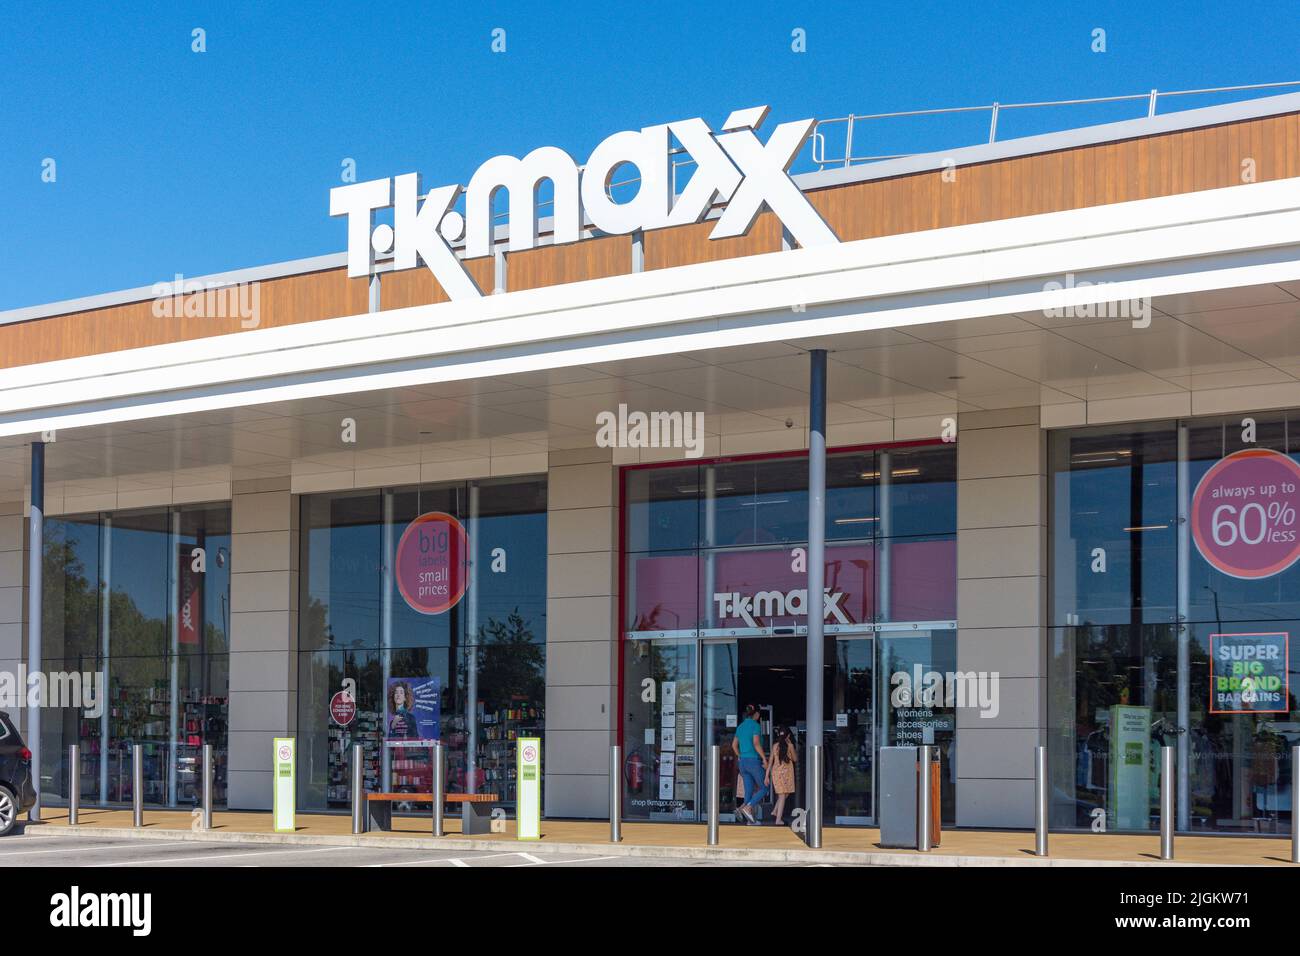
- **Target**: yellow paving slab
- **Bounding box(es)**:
[25,807,1296,866]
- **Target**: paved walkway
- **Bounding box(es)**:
[0,832,780,868]
[23,808,1297,866]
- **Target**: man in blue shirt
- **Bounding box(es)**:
[731,704,769,824]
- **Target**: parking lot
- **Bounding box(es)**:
[0,831,806,867]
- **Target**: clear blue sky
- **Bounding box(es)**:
[2,1,1297,310]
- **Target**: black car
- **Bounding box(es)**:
[0,711,36,836]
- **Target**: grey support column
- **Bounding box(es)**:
[26,442,45,821]
[955,409,1047,828]
[545,447,619,818]
[806,350,827,845]
[227,478,299,810]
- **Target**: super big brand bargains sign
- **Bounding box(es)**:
[330,106,839,297]
[1191,448,1300,579]
[1210,633,1290,714]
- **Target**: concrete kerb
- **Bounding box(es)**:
[18,824,1221,867]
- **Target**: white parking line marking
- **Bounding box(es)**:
[92,846,353,866]
[0,840,189,857]
[364,852,524,868]
[505,854,617,867]
[544,855,621,866]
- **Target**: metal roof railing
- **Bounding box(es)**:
[811,80,1300,168]
[489,80,1300,225]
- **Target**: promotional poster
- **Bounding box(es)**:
[385,676,441,748]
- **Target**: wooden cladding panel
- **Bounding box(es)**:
[643,210,784,271]
[810,113,1300,242]
[379,257,495,310]
[5,112,1298,369]
[507,234,633,292]
[0,268,368,369]
[381,267,446,310]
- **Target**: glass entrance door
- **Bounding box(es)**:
[700,640,739,820]
[830,636,874,823]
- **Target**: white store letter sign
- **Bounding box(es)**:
[331,106,839,297]
[517,737,542,840]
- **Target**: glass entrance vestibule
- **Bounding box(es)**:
[1050,412,1300,834]
[38,503,232,810]
[620,444,959,826]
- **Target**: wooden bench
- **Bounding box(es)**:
[365,792,498,834]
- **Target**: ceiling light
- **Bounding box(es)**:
[859,468,920,479]
[1072,449,1133,461]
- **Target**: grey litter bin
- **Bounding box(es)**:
[879,745,919,848]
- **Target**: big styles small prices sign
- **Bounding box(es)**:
[395,511,469,615]
[1191,448,1300,580]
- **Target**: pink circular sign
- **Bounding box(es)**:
[395,511,469,614]
[1191,448,1300,579]
[330,691,356,726]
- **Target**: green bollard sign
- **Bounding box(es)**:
[274,737,296,833]
[517,737,541,840]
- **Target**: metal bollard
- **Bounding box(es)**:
[351,744,365,834]
[1035,745,1049,857]
[609,746,622,843]
[706,745,720,846]
[808,744,824,849]
[132,744,144,828]
[68,745,80,826]
[1292,746,1299,865]
[1160,745,1175,861]
[917,744,933,852]
[201,744,214,830]
[431,741,445,837]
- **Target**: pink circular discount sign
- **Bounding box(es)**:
[1191,448,1300,579]
[395,511,469,614]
